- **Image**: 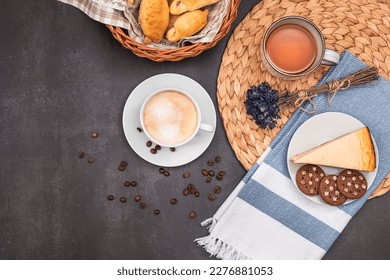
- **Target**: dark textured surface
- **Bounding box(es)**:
[0,0,389,260]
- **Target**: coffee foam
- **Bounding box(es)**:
[143,91,198,145]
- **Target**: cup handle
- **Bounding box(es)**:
[199,123,214,133]
[321,49,340,66]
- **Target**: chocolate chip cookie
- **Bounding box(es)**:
[296,164,325,196]
[337,169,368,199]
[319,175,347,206]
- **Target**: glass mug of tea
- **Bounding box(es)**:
[140,89,214,147]
[261,16,340,79]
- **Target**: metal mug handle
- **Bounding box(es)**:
[321,49,340,66]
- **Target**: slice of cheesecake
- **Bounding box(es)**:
[290,127,376,172]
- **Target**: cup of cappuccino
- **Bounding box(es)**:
[140,89,214,147]
[261,16,340,79]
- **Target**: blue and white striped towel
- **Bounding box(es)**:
[196,51,390,259]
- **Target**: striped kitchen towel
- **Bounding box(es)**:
[196,51,390,259]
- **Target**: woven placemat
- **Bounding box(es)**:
[217,0,390,199]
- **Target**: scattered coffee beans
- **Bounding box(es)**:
[201,169,209,176]
[208,194,216,201]
[183,187,190,196]
[137,127,142,132]
[134,195,141,202]
[208,170,215,177]
[195,191,200,197]
[170,198,178,205]
[78,151,85,159]
[120,197,127,203]
[218,170,226,176]
[154,209,161,215]
[146,141,152,147]
[207,160,214,166]
[150,148,157,154]
[118,165,126,171]
[170,147,176,152]
[107,195,114,201]
[91,131,98,138]
[159,168,165,174]
[215,155,221,163]
[139,202,146,209]
[124,181,131,187]
[189,211,197,219]
[131,181,137,187]
[121,161,128,167]
[206,177,212,183]
[163,170,170,177]
[88,156,94,164]
[183,172,190,178]
[216,175,223,181]
[155,145,161,151]
[214,186,222,194]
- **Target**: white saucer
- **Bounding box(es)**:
[287,112,379,205]
[122,73,216,167]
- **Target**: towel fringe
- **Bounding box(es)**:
[194,235,250,260]
[200,217,217,232]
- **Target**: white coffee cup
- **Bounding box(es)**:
[140,88,214,147]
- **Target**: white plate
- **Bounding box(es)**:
[287,112,379,205]
[122,73,216,167]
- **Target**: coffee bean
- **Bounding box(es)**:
[155,145,161,151]
[154,209,160,215]
[121,161,128,167]
[107,195,114,201]
[206,177,212,183]
[195,191,200,197]
[78,151,85,158]
[183,187,190,196]
[159,168,165,174]
[216,175,223,181]
[208,170,215,177]
[183,172,190,178]
[170,147,176,152]
[134,195,141,202]
[190,188,196,194]
[118,165,126,171]
[207,160,214,166]
[201,169,209,176]
[137,127,142,132]
[124,181,131,187]
[218,170,226,176]
[163,170,170,177]
[170,198,177,205]
[146,141,152,147]
[139,202,146,209]
[91,131,98,138]
[120,197,127,203]
[215,155,221,163]
[208,194,216,201]
[150,148,157,154]
[189,211,197,219]
[187,184,195,191]
[88,156,94,164]
[131,181,137,187]
[214,186,222,194]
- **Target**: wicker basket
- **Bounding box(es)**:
[106,0,241,62]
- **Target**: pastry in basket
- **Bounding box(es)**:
[170,0,220,15]
[166,9,209,42]
[139,0,169,44]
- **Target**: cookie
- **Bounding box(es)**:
[319,175,347,206]
[337,169,368,199]
[296,164,325,196]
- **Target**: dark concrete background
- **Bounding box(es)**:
[0,0,389,260]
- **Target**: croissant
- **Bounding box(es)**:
[139,0,169,44]
[166,9,209,42]
[170,0,220,15]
